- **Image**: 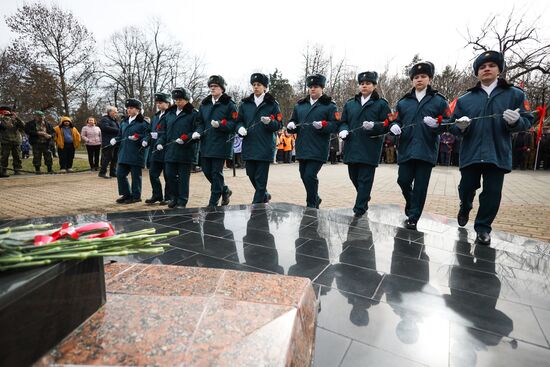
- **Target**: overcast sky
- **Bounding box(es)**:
[1,0,549,88]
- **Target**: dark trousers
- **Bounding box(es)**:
[58,145,75,169]
[348,163,376,215]
[86,145,101,169]
[458,163,505,233]
[149,160,171,200]
[397,159,433,221]
[100,145,118,176]
[283,151,292,163]
[439,151,451,166]
[245,160,270,204]
[298,159,324,208]
[31,143,53,169]
[201,157,229,206]
[165,162,192,206]
[117,163,142,199]
[1,143,22,170]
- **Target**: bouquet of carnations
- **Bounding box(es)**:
[0,222,178,271]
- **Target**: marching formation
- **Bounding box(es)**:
[0,50,534,246]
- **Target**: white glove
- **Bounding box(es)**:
[156,144,163,151]
[312,121,323,129]
[503,109,520,125]
[362,121,375,130]
[150,132,158,139]
[455,116,471,131]
[192,132,201,140]
[238,127,247,136]
[109,138,117,146]
[390,124,402,135]
[176,138,184,144]
[141,141,148,147]
[211,120,220,128]
[128,135,138,141]
[287,121,296,130]
[339,130,349,139]
[260,116,271,124]
[423,116,438,128]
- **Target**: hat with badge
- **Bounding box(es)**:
[171,87,190,101]
[357,71,378,84]
[0,105,12,115]
[125,98,143,109]
[207,75,226,92]
[250,73,269,87]
[409,61,435,80]
[306,74,326,88]
[154,92,172,104]
[473,50,505,75]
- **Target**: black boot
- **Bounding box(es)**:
[35,166,42,175]
[47,165,53,174]
[221,189,232,206]
[0,169,9,178]
[457,204,471,227]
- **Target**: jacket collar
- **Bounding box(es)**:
[403,84,438,100]
[201,93,232,106]
[242,92,276,104]
[297,94,332,105]
[467,78,512,92]
[354,90,380,103]
[167,103,194,114]
[126,114,145,123]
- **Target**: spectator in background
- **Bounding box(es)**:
[54,116,81,173]
[282,129,294,163]
[384,135,396,164]
[25,111,54,174]
[81,116,102,171]
[233,135,244,168]
[513,131,530,170]
[98,106,120,179]
[439,132,455,166]
[21,134,31,159]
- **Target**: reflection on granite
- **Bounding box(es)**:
[37,264,316,366]
[25,202,550,366]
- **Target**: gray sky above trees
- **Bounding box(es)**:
[1,0,549,88]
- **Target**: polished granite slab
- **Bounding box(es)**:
[36,263,316,366]
[2,202,548,366]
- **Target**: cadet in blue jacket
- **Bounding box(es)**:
[156,87,199,209]
[143,92,171,205]
[390,61,450,229]
[236,73,282,204]
[193,75,238,207]
[450,51,533,245]
[110,98,150,204]
[339,71,391,217]
[287,74,340,208]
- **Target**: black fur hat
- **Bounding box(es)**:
[125,98,143,109]
[358,71,378,84]
[154,92,172,103]
[207,75,226,92]
[473,50,505,75]
[409,61,435,80]
[306,74,326,88]
[250,73,269,87]
[171,87,190,101]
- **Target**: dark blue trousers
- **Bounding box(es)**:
[117,163,142,199]
[201,157,229,206]
[397,159,433,221]
[165,162,192,206]
[348,163,376,215]
[298,159,324,208]
[245,160,270,204]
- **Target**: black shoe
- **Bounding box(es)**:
[167,200,178,209]
[316,197,322,209]
[13,170,22,175]
[264,193,272,203]
[159,200,169,205]
[206,204,217,210]
[457,205,471,227]
[475,232,491,245]
[175,204,187,209]
[123,197,142,204]
[98,173,110,179]
[116,196,131,204]
[221,189,232,206]
[353,211,363,218]
[405,218,417,230]
[145,197,162,204]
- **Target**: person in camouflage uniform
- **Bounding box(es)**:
[24,111,54,174]
[0,106,26,177]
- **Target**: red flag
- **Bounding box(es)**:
[536,105,547,144]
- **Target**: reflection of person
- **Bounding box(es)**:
[386,228,432,344]
[335,218,382,326]
[243,208,283,274]
[444,229,513,366]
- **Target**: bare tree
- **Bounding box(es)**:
[464,8,550,82]
[432,65,477,101]
[299,43,330,94]
[5,2,96,115]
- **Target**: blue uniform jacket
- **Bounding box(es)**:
[450,79,533,172]
[146,110,169,163]
[393,86,450,166]
[287,94,340,162]
[195,93,237,160]
[236,92,282,162]
[339,91,391,166]
[115,114,150,167]
[158,103,199,164]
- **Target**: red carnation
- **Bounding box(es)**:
[322,120,327,127]
[437,115,443,124]
[133,133,139,139]
[156,124,161,130]
[276,113,283,122]
[270,114,275,120]
[383,119,389,127]
[180,134,188,140]
[221,119,227,126]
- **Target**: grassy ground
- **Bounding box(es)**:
[5,155,92,174]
